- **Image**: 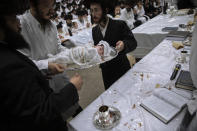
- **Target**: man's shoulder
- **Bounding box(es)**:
[92,24,99,32]
[110,18,127,26]
[19,11,31,24]
[0,45,16,58]
[121,8,127,14]
[0,45,38,79]
[0,45,24,69]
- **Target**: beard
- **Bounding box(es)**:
[91,13,107,25]
[34,7,52,31]
[3,25,29,50]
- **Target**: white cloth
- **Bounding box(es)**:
[61,19,67,25]
[97,41,118,61]
[48,46,101,68]
[62,24,69,35]
[99,17,109,38]
[68,28,93,46]
[57,25,70,41]
[52,18,62,26]
[65,8,72,14]
[75,0,80,5]
[107,14,113,19]
[49,41,117,69]
[120,8,135,29]
[134,5,145,17]
[132,14,194,58]
[72,14,78,20]
[57,11,61,17]
[84,15,91,26]
[77,19,86,30]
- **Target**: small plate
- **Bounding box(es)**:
[93,106,121,130]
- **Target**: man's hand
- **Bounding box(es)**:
[95,45,104,56]
[116,41,125,52]
[70,73,83,91]
[48,62,65,75]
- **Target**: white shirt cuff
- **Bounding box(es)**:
[33,60,48,70]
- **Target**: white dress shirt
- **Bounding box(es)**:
[134,5,146,23]
[134,5,145,17]
[99,17,109,38]
[77,19,86,30]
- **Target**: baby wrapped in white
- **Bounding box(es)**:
[48,41,118,69]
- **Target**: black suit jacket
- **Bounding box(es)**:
[0,43,78,131]
[92,18,137,69]
[92,18,137,89]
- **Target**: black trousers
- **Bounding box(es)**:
[101,59,131,90]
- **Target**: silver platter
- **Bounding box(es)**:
[66,46,119,71]
[93,106,121,130]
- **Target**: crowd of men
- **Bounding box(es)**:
[52,0,163,38]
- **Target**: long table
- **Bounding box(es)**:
[69,38,192,131]
[132,14,193,58]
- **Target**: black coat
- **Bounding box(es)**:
[92,18,137,89]
[0,43,79,131]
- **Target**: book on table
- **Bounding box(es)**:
[140,88,188,124]
[162,27,179,32]
[166,31,190,41]
[175,70,196,91]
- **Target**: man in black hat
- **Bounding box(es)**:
[0,0,83,130]
[87,0,137,89]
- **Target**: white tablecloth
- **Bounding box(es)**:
[132,14,193,58]
[70,28,93,46]
[70,39,191,131]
